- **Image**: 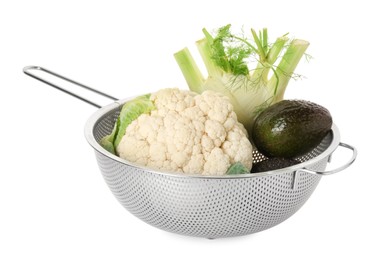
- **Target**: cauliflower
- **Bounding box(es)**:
[115,88,253,176]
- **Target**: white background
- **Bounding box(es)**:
[0,0,375,259]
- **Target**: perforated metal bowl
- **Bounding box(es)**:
[84,99,356,238]
[24,66,357,239]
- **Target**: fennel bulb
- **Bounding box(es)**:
[174,24,310,134]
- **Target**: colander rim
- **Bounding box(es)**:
[84,97,340,179]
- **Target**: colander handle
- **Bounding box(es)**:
[23,66,118,108]
[298,142,357,176]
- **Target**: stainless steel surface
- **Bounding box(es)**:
[84,101,353,238]
[296,142,356,176]
[23,65,358,238]
[23,66,118,108]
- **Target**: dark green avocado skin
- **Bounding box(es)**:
[252,100,333,158]
[251,158,299,173]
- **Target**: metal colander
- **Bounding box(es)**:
[23,66,357,238]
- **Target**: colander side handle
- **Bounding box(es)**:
[23,66,118,108]
[298,142,357,176]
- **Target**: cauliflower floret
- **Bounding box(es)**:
[116,88,253,175]
[203,148,231,175]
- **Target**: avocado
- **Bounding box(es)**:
[252,100,332,158]
[251,158,300,173]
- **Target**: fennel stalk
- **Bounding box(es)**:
[174,24,309,134]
